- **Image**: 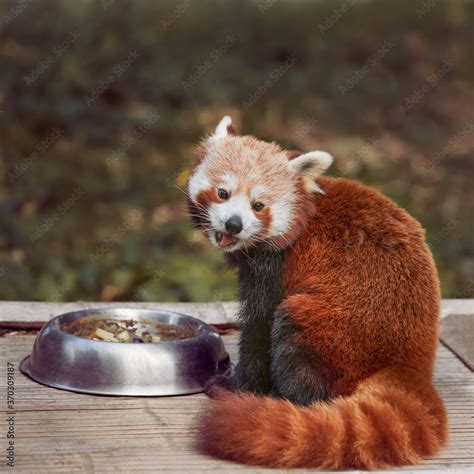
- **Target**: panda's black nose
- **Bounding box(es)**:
[225,215,243,235]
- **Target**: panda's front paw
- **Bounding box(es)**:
[203,373,238,399]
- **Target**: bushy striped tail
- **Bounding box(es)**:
[197,368,447,469]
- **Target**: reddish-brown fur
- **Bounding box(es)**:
[197,177,447,469]
[255,206,272,233]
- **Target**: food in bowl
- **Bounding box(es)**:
[61,315,197,343]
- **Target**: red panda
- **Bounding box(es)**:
[187,116,447,469]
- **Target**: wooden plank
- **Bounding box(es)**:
[1,299,473,325]
[0,301,239,325]
[440,299,474,319]
[441,314,474,371]
[0,334,473,472]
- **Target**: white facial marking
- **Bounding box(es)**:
[188,161,211,202]
[250,185,267,202]
[269,199,293,237]
[217,173,238,194]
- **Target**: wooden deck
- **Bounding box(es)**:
[1,300,473,473]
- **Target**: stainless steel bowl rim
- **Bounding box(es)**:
[48,307,215,345]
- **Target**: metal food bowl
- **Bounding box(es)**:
[20,308,230,396]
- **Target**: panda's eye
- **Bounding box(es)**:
[253,202,265,212]
[218,188,229,200]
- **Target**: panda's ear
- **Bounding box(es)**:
[210,116,236,141]
[288,150,333,193]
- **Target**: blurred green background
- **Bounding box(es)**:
[0,0,472,302]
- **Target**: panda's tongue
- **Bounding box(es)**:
[217,232,237,248]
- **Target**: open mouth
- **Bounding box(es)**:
[215,232,238,249]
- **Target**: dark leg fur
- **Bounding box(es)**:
[213,247,331,403]
[234,320,273,393]
[270,308,331,405]
[235,248,288,394]
[216,247,288,395]
[203,322,272,397]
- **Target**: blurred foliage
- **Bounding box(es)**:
[0,0,472,302]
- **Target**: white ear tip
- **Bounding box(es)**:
[212,115,233,140]
[222,115,232,126]
[288,149,333,183]
[313,151,333,165]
